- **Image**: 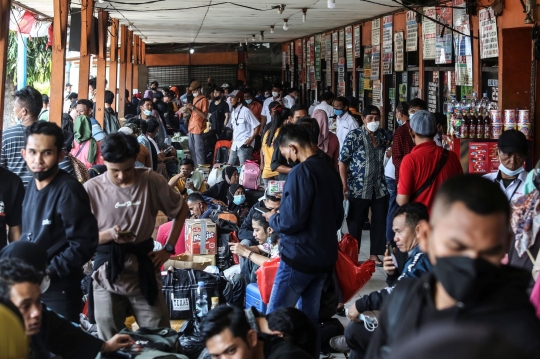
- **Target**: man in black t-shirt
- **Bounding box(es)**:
[0,167,24,251]
[208,87,230,138]
[20,121,98,323]
[202,305,314,359]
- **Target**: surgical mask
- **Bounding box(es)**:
[14,108,24,124]
[272,91,279,98]
[192,91,200,97]
[366,121,380,132]
[334,108,344,117]
[397,119,403,126]
[30,163,59,182]
[499,162,524,177]
[245,99,253,104]
[143,109,152,116]
[432,256,500,303]
[233,195,246,205]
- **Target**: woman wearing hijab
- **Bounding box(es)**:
[70,115,104,169]
[313,109,340,170]
[227,184,250,222]
[203,166,239,203]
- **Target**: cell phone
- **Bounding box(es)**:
[255,207,270,214]
[387,243,398,267]
[118,230,135,237]
[186,178,193,185]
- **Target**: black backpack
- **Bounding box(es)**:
[215,146,230,164]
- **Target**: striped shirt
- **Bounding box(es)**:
[1,124,75,187]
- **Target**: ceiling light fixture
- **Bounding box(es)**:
[328,0,335,9]
[128,22,133,30]
[270,25,275,34]
[260,31,264,41]
[283,19,289,31]
[245,38,248,45]
[302,8,307,23]
[189,46,195,54]
[239,41,242,46]
[251,34,256,41]
[277,4,286,14]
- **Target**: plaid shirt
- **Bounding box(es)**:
[391,121,415,182]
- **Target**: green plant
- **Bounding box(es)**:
[7,30,52,92]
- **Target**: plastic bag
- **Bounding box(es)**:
[335,251,375,303]
[337,200,349,240]
[339,234,359,266]
[531,277,540,319]
[179,318,205,359]
[208,166,223,187]
[256,257,281,304]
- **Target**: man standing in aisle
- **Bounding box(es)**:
[339,105,388,266]
[261,84,283,131]
[185,80,209,166]
[313,91,335,120]
[208,87,230,138]
[244,88,263,122]
[282,88,299,109]
[20,121,98,322]
[76,99,106,141]
[227,91,260,166]
[334,97,360,150]
[1,86,74,187]
[263,124,343,354]
[138,97,166,149]
[84,132,189,340]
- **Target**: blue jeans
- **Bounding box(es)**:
[267,260,327,356]
[385,176,398,244]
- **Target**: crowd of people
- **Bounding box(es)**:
[1,77,540,359]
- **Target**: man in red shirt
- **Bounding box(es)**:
[397,110,463,210]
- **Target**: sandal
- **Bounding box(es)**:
[370,256,383,267]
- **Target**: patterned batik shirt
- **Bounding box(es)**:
[339,126,388,200]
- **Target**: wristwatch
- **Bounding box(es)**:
[164,244,176,255]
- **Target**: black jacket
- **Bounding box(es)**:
[366,267,540,358]
[238,201,265,243]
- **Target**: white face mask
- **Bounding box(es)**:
[366,121,380,132]
[192,91,200,97]
[272,91,279,98]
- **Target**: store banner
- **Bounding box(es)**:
[326,33,332,62]
[339,29,345,62]
[372,80,382,108]
[306,38,311,70]
[382,15,393,75]
[315,34,321,81]
[423,7,437,60]
[326,61,332,85]
[303,38,308,84]
[338,58,346,96]
[346,26,354,69]
[371,45,381,79]
[354,25,361,58]
[435,7,453,64]
[406,10,418,52]
[363,46,372,69]
[297,40,303,84]
[283,51,287,70]
[310,36,315,67]
[364,69,372,90]
[372,18,380,46]
[332,32,339,64]
[454,0,472,86]
[479,8,499,59]
[395,32,404,72]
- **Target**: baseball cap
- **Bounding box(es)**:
[66,83,72,87]
[498,129,528,154]
[118,126,134,135]
[227,90,244,100]
[222,83,230,88]
[410,110,436,136]
[189,80,201,91]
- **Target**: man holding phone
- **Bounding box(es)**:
[168,158,208,197]
[84,132,190,340]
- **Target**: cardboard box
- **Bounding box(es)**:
[153,211,169,239]
[185,219,217,255]
[164,254,214,271]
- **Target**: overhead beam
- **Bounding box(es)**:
[0,0,12,142]
[49,0,69,125]
[118,24,127,119]
[94,9,108,127]
[78,0,94,99]
[108,18,119,111]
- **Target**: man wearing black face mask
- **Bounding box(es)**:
[366,175,540,359]
[20,121,98,323]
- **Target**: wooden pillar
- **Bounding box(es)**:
[0,0,12,138]
[133,35,139,94]
[108,18,119,111]
[94,10,108,127]
[126,30,133,100]
[142,41,146,65]
[49,0,69,125]
[118,25,127,119]
[78,0,94,99]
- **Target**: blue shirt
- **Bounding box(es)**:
[339,126,388,200]
[90,117,105,141]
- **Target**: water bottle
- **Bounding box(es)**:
[480,93,490,112]
[470,92,479,112]
[195,281,208,319]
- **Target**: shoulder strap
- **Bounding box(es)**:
[411,149,449,201]
[74,141,88,158]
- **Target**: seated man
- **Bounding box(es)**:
[201,305,313,359]
[238,190,281,247]
[330,203,432,358]
[367,175,540,358]
[168,158,208,197]
[0,256,133,359]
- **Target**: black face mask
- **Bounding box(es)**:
[432,256,501,303]
[30,163,59,182]
[214,96,222,100]
[151,87,157,91]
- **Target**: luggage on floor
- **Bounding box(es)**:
[178,318,206,359]
[245,283,267,314]
[118,327,180,352]
[320,318,345,353]
[239,160,261,190]
[213,140,232,164]
[211,217,239,271]
[256,257,280,304]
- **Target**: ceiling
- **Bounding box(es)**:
[16,0,403,45]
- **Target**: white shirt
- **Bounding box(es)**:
[313,101,334,120]
[229,105,260,151]
[336,112,360,150]
[385,155,396,179]
[308,101,320,116]
[261,96,281,122]
[483,170,528,202]
[147,135,160,154]
[283,95,296,109]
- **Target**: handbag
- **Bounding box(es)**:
[68,153,91,183]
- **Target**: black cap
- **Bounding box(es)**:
[66,83,72,87]
[498,129,528,154]
[0,241,48,274]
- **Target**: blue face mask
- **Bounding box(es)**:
[334,108,344,117]
[397,119,403,126]
[499,163,524,177]
[233,195,246,205]
[245,99,253,104]
[143,109,152,116]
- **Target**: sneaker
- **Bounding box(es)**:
[329,335,350,353]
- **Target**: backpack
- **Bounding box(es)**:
[67,154,91,183]
[104,107,121,134]
[239,160,260,190]
[215,146,229,164]
[210,210,239,225]
[210,216,239,271]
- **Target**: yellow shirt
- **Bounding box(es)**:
[173,176,208,198]
[262,128,281,179]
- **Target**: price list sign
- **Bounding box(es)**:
[479,8,499,59]
[428,82,438,113]
[423,7,437,60]
[406,11,418,52]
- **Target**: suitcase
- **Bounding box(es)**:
[245,283,267,314]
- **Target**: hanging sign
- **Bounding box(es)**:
[346,26,354,69]
[372,80,382,107]
[339,29,345,61]
[326,61,332,85]
[435,7,453,64]
[282,51,287,70]
[354,25,361,58]
[364,69,372,90]
[372,18,380,46]
[306,38,311,69]
[332,32,338,64]
[303,38,307,83]
[297,40,303,84]
[363,46,372,69]
[454,0,473,86]
[406,11,417,52]
[371,45,380,79]
[326,33,332,62]
[479,7,499,59]
[315,34,321,81]
[338,58,345,96]
[423,7,437,59]
[395,32,404,72]
[382,15,393,75]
